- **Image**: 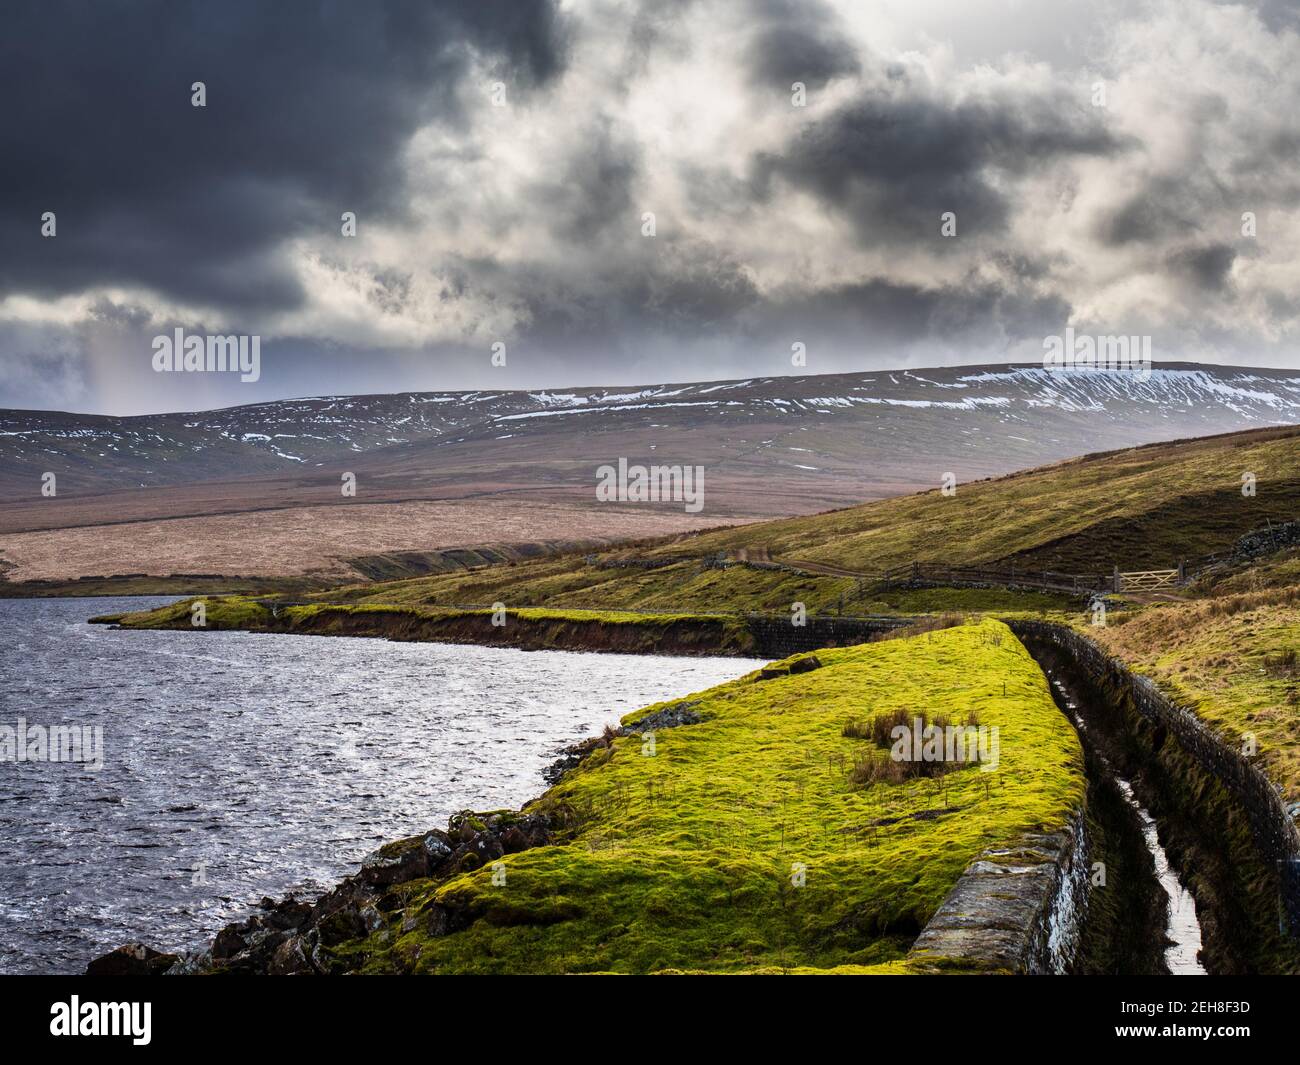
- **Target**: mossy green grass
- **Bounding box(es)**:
[335,619,1083,974]
[99,596,743,632]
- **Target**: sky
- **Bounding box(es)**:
[2,0,1298,415]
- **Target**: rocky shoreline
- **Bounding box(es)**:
[89,809,555,976]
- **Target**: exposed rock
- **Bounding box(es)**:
[618,701,702,734]
[788,655,823,674]
[165,950,212,975]
[211,925,250,960]
[423,831,454,863]
[500,826,529,852]
[267,934,316,976]
[542,736,606,784]
[543,702,703,783]
[85,808,553,975]
[85,942,178,976]
[355,827,462,890]
[416,901,453,938]
[260,896,313,930]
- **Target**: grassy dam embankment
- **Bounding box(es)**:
[91,596,911,658]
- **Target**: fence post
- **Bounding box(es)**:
[1112,565,1121,593]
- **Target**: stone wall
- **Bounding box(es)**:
[743,615,909,657]
[908,813,1088,973]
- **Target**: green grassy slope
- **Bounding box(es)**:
[96,597,760,655]
[330,619,1083,974]
[633,425,1300,573]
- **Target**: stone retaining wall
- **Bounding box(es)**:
[908,813,1088,973]
[743,615,909,657]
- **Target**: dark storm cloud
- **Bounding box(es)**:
[745,0,860,92]
[2,0,1298,415]
[515,240,761,350]
[1166,243,1237,293]
[1094,180,1201,247]
[756,83,1121,241]
[501,247,1063,375]
[0,0,565,313]
[758,274,1070,353]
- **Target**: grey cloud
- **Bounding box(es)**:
[546,118,642,243]
[513,240,762,349]
[1240,0,1300,32]
[756,81,1121,242]
[86,298,156,330]
[2,0,1299,415]
[368,269,416,316]
[0,0,566,315]
[1167,243,1237,293]
[745,0,861,92]
[1094,180,1202,247]
[755,273,1071,355]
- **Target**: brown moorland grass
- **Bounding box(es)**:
[1086,583,1300,800]
[0,498,725,583]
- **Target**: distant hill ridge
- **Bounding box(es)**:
[2,363,1298,511]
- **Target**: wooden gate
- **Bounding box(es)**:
[1117,569,1181,591]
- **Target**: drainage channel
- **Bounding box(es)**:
[1048,673,1207,975]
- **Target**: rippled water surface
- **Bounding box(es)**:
[0,597,760,974]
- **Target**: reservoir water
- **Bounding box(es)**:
[0,597,760,974]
